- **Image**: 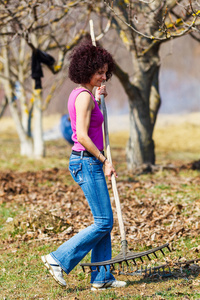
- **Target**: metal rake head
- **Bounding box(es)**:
[80,243,171,275]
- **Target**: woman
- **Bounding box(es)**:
[41,39,126,291]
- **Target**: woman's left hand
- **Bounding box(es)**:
[104,160,118,181]
[95,85,108,102]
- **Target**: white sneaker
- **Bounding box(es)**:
[91,280,126,291]
[41,254,67,287]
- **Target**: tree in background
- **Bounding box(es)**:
[0,0,199,170]
[100,0,200,171]
[0,0,88,157]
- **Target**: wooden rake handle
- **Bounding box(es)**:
[101,94,126,243]
[89,19,127,254]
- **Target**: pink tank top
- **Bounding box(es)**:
[68,87,104,151]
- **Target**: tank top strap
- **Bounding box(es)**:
[73,87,96,102]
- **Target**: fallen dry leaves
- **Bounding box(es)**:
[0,167,200,252]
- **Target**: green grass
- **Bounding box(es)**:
[0,138,72,171]
[0,203,25,230]
[1,239,199,299]
[0,128,200,299]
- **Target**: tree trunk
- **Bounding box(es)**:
[18,38,29,133]
[20,135,33,156]
[6,86,34,157]
[110,0,164,172]
[126,92,155,171]
[2,43,34,157]
[149,67,161,131]
[33,89,45,158]
[126,52,160,171]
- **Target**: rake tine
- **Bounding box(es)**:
[103,265,107,271]
[81,266,85,272]
[139,257,144,263]
[89,266,93,272]
[160,249,165,256]
[153,252,158,258]
[97,266,100,272]
[118,264,121,272]
[167,245,171,252]
[130,265,134,272]
[137,268,142,275]
[126,261,130,272]
[146,254,151,261]
[132,259,137,266]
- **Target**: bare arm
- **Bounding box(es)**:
[75,91,100,158]
[75,91,117,180]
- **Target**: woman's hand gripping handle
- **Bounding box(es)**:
[104,160,118,181]
[100,92,118,181]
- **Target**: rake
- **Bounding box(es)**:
[80,20,171,274]
[80,93,171,274]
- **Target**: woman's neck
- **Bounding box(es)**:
[80,83,94,93]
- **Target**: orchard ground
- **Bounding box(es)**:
[0,113,200,300]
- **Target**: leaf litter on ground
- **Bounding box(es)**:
[1,166,199,257]
[0,163,200,299]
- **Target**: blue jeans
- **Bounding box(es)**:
[50,153,115,284]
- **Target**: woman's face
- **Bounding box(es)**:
[89,64,108,87]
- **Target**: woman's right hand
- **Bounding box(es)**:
[95,85,108,102]
[104,160,118,181]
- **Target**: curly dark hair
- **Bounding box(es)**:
[68,38,115,84]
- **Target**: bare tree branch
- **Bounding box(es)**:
[104,0,199,42]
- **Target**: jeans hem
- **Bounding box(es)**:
[50,253,69,275]
[90,279,116,284]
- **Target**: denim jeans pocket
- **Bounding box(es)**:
[90,157,103,166]
[69,162,83,184]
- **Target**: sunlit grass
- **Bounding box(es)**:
[0,115,200,299]
[1,115,200,171]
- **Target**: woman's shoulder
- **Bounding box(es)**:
[75,88,96,101]
[70,87,93,97]
[69,88,96,112]
[76,90,94,107]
